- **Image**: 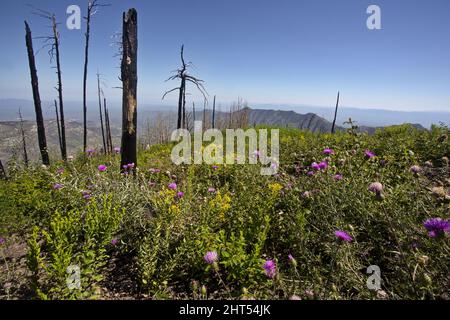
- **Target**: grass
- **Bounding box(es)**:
[0,124,449,300]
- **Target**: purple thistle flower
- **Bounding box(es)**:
[263,260,277,279]
[364,149,376,159]
[0,237,5,245]
[148,181,156,187]
[53,183,63,190]
[98,165,107,172]
[323,148,334,155]
[204,251,218,264]
[86,149,95,157]
[334,230,353,242]
[318,161,328,170]
[208,187,216,193]
[177,191,184,198]
[212,165,219,170]
[333,174,343,181]
[307,171,315,177]
[82,190,91,200]
[253,150,261,158]
[127,163,135,169]
[113,147,120,154]
[288,254,294,262]
[168,182,177,190]
[56,168,64,175]
[311,162,320,171]
[111,238,119,246]
[368,182,383,194]
[423,218,450,238]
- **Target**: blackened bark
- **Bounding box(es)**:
[54,100,62,156]
[120,9,138,173]
[52,15,67,160]
[212,95,216,129]
[82,3,92,153]
[97,73,107,153]
[18,108,29,167]
[25,21,49,165]
[0,160,6,180]
[104,98,112,154]
[331,91,340,134]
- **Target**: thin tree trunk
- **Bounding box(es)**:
[54,100,63,158]
[203,99,207,129]
[25,21,49,165]
[120,8,138,173]
[52,15,66,160]
[97,72,107,153]
[104,98,112,154]
[192,102,196,123]
[18,108,29,167]
[212,95,216,129]
[82,3,92,153]
[0,160,7,180]
[177,78,185,129]
[331,91,340,134]
[182,89,186,129]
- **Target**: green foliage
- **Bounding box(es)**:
[1,124,449,299]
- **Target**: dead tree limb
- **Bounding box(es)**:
[18,108,29,167]
[120,8,138,173]
[25,21,50,165]
[331,91,340,134]
[104,98,113,154]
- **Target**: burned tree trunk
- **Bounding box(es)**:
[97,72,107,153]
[82,3,92,153]
[104,98,112,154]
[212,95,216,129]
[331,91,340,134]
[25,21,50,165]
[192,102,196,123]
[54,100,62,156]
[18,108,29,167]
[52,15,67,160]
[177,77,185,129]
[120,9,138,173]
[0,160,7,180]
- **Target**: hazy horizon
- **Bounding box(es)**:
[0,0,449,113]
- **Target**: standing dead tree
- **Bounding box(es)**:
[82,0,108,152]
[18,108,29,167]
[25,21,50,165]
[331,91,340,134]
[120,8,138,173]
[97,72,107,153]
[163,45,208,129]
[54,100,62,155]
[0,160,7,180]
[30,7,67,160]
[212,95,216,129]
[104,98,113,154]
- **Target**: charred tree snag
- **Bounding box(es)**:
[331,91,340,134]
[120,9,138,174]
[0,160,7,180]
[51,15,67,160]
[54,100,62,156]
[18,108,29,167]
[97,72,107,153]
[25,21,50,165]
[163,45,207,129]
[212,95,216,129]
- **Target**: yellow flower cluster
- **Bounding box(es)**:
[268,183,283,195]
[209,191,232,222]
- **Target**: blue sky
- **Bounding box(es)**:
[0,0,449,112]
